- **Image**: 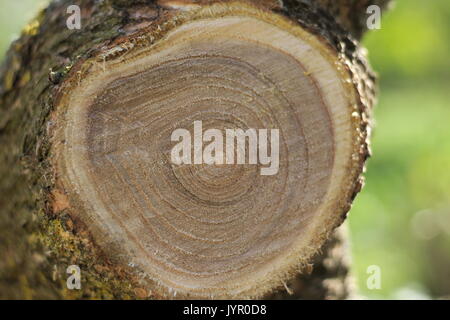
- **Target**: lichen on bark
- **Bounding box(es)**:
[0,0,390,299]
[0,0,159,299]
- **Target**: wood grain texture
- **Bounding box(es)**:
[53,4,369,298]
[0,0,380,299]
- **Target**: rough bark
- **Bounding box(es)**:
[0,0,389,299]
[293,0,393,39]
[268,225,354,300]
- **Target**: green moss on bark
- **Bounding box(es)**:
[0,0,160,299]
[0,0,386,299]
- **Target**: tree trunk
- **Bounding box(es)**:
[0,0,387,299]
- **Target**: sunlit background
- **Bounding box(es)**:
[1,0,449,299]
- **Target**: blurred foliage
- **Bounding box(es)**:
[353,0,450,299]
[0,0,449,300]
[0,0,49,58]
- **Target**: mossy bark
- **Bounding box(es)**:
[0,0,389,299]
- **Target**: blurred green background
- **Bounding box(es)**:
[1,0,449,299]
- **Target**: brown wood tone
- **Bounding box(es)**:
[0,0,389,299]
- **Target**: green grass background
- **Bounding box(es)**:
[1,0,449,299]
